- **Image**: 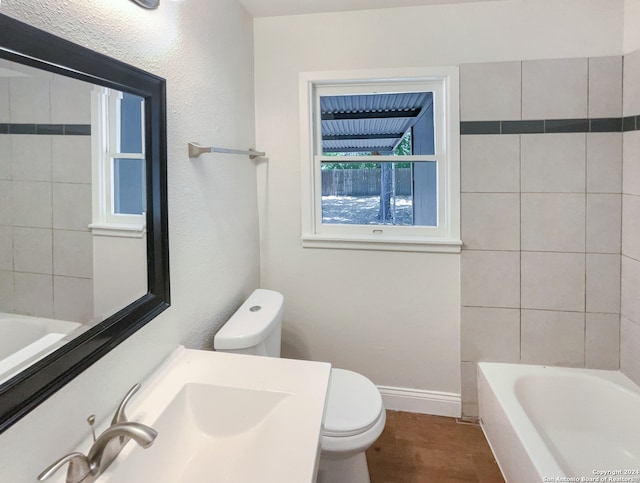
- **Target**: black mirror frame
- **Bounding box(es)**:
[0,14,170,434]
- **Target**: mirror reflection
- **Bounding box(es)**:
[0,59,148,384]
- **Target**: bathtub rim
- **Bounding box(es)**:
[0,313,82,384]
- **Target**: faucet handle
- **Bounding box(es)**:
[37,452,90,483]
[111,383,141,425]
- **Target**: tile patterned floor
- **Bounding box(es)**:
[366,411,505,483]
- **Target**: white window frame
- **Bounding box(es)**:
[299,67,461,253]
[90,86,146,238]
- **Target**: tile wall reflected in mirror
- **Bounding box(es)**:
[0,59,148,383]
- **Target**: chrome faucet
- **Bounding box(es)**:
[111,383,140,426]
[38,384,158,483]
[86,422,157,475]
[105,383,143,456]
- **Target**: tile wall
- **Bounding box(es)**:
[459,57,623,416]
[621,48,640,384]
[0,61,94,323]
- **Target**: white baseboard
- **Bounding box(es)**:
[377,385,461,418]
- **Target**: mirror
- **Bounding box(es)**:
[0,14,170,433]
[0,61,149,383]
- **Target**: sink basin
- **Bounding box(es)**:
[110,384,291,481]
[94,347,331,483]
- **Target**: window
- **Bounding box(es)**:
[90,87,146,237]
[299,68,461,252]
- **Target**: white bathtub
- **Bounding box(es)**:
[0,313,81,384]
[478,362,640,483]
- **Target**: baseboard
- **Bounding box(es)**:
[377,385,461,418]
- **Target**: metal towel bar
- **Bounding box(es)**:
[188,142,265,159]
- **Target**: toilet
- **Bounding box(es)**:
[214,289,386,483]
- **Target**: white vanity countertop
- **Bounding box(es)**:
[62,347,332,483]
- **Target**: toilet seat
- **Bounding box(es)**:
[323,368,384,438]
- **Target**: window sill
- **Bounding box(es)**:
[301,234,462,253]
[89,223,146,238]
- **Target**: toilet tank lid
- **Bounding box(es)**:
[214,289,283,350]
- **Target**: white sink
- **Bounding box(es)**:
[94,347,331,483]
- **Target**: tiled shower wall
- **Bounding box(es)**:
[621,48,640,384]
[459,57,623,416]
[0,61,94,323]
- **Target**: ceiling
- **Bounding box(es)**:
[238,0,496,18]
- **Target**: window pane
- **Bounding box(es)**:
[119,92,144,154]
[114,158,145,215]
[321,161,437,226]
[320,92,433,156]
[412,161,437,226]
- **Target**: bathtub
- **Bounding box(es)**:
[0,313,81,384]
[478,362,640,483]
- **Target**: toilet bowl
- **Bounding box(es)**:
[214,289,385,483]
[318,368,386,483]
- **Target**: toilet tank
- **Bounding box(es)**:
[213,289,283,357]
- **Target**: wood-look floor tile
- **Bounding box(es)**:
[366,410,504,483]
[473,453,505,483]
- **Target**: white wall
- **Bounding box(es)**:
[93,234,147,322]
[254,0,623,407]
[0,0,260,481]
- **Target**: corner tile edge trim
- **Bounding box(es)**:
[461,116,639,135]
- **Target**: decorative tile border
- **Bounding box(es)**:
[461,116,640,135]
[623,115,640,132]
[0,123,91,135]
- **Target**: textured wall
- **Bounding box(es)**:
[0,1,259,481]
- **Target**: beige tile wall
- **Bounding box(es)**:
[0,64,94,323]
[620,49,640,385]
[521,58,588,120]
[460,57,623,417]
